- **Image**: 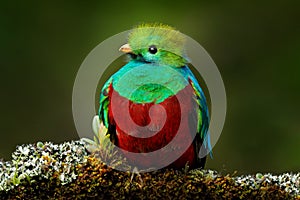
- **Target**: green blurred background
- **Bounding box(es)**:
[1,1,299,174]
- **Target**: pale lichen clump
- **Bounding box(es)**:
[0,140,88,192]
[234,172,300,197]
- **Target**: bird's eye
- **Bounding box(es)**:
[148,45,157,54]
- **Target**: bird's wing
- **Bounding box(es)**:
[98,77,118,143]
[98,77,112,128]
[185,67,212,163]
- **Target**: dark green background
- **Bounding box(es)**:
[1,1,299,174]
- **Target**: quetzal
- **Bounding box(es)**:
[98,24,211,169]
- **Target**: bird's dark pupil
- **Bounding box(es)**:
[148,45,157,54]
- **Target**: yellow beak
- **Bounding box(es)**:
[119,43,132,53]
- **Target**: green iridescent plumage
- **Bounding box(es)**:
[112,61,188,103]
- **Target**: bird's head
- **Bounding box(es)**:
[119,24,188,67]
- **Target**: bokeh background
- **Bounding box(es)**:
[1,1,299,175]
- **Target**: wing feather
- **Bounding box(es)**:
[185,67,212,162]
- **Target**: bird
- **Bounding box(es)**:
[98,23,211,170]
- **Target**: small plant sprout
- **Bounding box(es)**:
[82,115,109,152]
[81,115,129,169]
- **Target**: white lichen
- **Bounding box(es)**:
[234,172,300,196]
[0,140,88,191]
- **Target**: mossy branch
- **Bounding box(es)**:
[0,118,299,199]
